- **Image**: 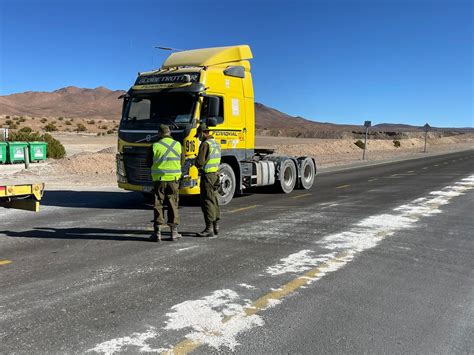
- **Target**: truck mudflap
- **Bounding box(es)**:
[0,183,45,212]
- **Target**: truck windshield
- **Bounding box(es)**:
[121,92,196,129]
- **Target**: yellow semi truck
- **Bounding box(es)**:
[116,45,316,204]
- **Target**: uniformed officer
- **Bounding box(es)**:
[195,123,221,238]
[150,124,184,242]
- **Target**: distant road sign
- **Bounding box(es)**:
[424,123,430,132]
[364,121,372,128]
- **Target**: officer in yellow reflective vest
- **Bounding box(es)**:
[195,123,221,238]
[150,124,184,242]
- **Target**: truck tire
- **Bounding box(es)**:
[297,157,315,190]
[217,163,236,206]
[277,159,297,193]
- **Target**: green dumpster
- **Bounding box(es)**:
[7,142,28,163]
[0,142,7,164]
[28,142,48,162]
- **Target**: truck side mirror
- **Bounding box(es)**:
[207,96,220,119]
[207,117,218,126]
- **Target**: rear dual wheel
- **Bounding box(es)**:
[277,159,297,193]
[297,157,315,190]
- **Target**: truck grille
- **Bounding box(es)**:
[123,146,152,186]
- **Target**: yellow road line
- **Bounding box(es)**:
[163,252,349,355]
[336,184,351,189]
[291,193,311,199]
[0,260,12,266]
[228,205,258,213]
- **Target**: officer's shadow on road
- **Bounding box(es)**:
[0,227,197,242]
[42,190,152,210]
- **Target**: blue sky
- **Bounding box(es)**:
[0,0,472,127]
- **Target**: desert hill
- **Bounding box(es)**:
[0,87,471,138]
[0,86,125,120]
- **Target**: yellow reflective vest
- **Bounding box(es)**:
[151,136,182,181]
[203,138,221,173]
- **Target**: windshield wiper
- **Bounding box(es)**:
[159,118,180,130]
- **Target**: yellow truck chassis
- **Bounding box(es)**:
[0,183,45,212]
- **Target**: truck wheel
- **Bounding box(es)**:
[297,158,315,190]
[277,159,297,193]
[217,163,236,206]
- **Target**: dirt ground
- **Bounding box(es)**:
[1,132,473,189]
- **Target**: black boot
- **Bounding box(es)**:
[149,226,161,242]
[197,224,214,238]
[213,221,219,235]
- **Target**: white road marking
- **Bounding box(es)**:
[163,289,263,350]
[88,175,474,354]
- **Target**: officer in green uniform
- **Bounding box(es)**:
[195,123,221,238]
[150,124,184,242]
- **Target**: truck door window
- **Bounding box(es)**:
[201,96,224,124]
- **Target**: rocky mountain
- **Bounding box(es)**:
[0,86,125,120]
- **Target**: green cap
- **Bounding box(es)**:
[195,123,210,137]
[158,124,171,135]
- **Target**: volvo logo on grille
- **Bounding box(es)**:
[146,135,151,142]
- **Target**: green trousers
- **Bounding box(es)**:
[153,180,180,230]
[200,172,220,225]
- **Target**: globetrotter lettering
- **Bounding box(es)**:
[135,73,200,85]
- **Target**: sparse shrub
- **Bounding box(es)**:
[9,130,43,142]
[106,129,115,134]
[76,123,87,132]
[99,125,108,130]
[44,123,58,132]
[18,117,26,123]
[18,127,33,134]
[354,140,365,149]
[393,140,401,148]
[31,117,35,120]
[5,115,10,119]
[87,120,96,125]
[40,118,47,123]
[97,132,102,136]
[65,120,72,126]
[5,119,13,125]
[58,117,64,121]
[43,133,66,159]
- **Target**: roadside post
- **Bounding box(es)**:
[24,146,30,169]
[423,123,430,153]
[363,120,371,160]
[1,128,8,141]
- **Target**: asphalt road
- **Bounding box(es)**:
[1,149,473,354]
